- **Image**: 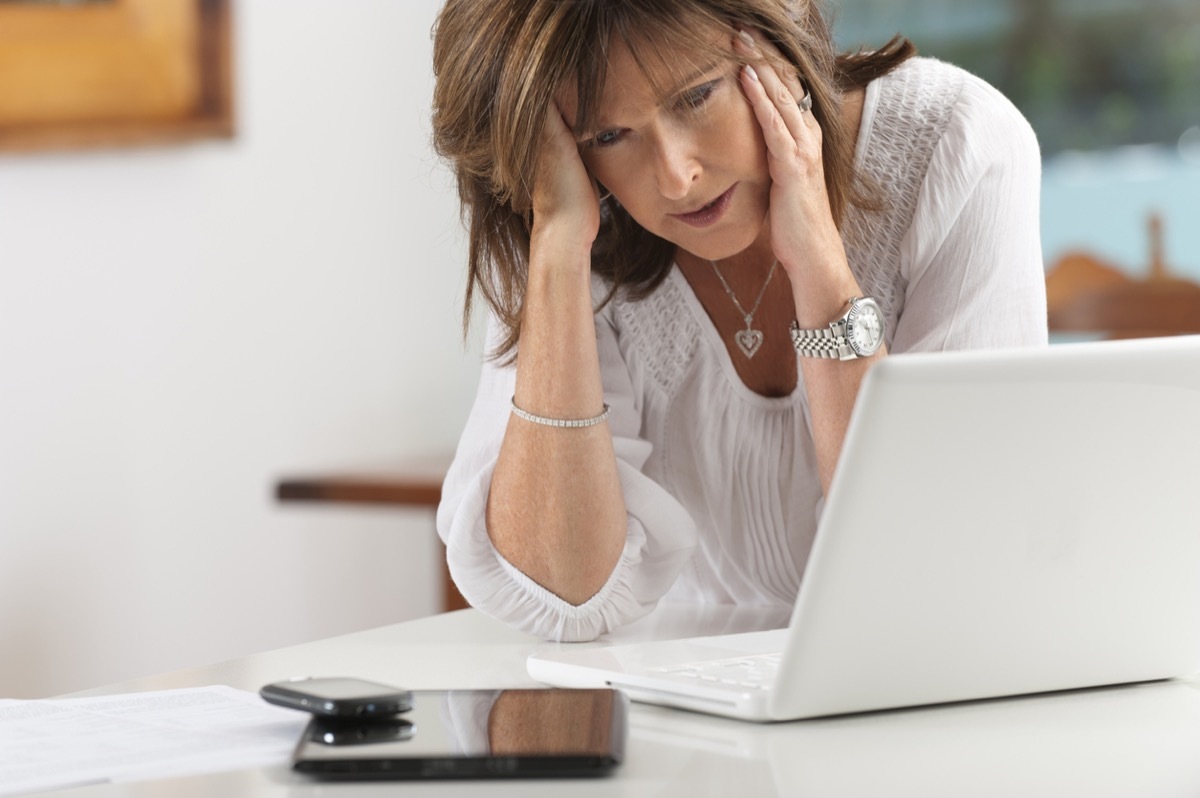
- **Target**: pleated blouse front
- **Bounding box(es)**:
[612,266,821,609]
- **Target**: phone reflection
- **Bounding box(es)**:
[309,716,415,746]
[439,688,623,756]
[485,689,618,756]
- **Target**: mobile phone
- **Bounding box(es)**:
[260,677,414,718]
[291,688,627,779]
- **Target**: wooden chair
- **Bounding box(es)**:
[275,455,469,613]
[1046,214,1200,339]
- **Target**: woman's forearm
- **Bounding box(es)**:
[789,252,887,497]
[485,233,628,606]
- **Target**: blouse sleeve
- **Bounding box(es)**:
[435,290,698,642]
[891,72,1048,353]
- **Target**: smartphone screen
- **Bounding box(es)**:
[291,688,627,779]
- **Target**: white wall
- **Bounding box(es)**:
[0,0,482,698]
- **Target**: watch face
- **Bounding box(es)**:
[846,299,884,356]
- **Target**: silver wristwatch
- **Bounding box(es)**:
[789,297,885,360]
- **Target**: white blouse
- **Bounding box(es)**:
[436,58,1049,641]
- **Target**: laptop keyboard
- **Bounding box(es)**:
[648,653,782,691]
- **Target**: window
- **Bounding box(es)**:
[833,0,1200,156]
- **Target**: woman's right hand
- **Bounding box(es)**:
[530,102,602,254]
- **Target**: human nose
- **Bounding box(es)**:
[651,129,700,201]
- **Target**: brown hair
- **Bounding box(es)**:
[431,0,915,358]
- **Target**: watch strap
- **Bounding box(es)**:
[789,320,852,359]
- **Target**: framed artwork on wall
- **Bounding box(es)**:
[0,0,233,153]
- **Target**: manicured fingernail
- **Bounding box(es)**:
[743,64,759,82]
[737,29,755,49]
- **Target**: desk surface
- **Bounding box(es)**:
[46,607,1200,798]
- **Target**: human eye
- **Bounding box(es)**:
[584,129,625,149]
[675,79,720,112]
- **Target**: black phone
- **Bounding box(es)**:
[290,688,627,780]
[260,677,414,718]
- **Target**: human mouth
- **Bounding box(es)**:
[670,185,736,228]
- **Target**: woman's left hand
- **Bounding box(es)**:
[733,29,845,282]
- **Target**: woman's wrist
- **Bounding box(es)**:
[529,223,595,276]
[782,248,865,327]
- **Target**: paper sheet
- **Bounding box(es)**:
[0,685,309,797]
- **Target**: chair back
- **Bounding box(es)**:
[1046,214,1200,339]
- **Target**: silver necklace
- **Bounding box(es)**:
[708,258,778,359]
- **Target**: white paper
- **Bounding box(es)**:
[0,685,309,797]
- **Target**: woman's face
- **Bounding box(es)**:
[565,33,772,263]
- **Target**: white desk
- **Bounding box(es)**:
[43,606,1200,797]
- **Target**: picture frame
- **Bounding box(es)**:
[0,0,233,153]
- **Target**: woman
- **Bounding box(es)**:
[431,0,1046,641]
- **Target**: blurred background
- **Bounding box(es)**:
[0,0,480,699]
[836,0,1200,276]
[0,0,1197,698]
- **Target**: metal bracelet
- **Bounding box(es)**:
[789,322,844,359]
[511,397,611,428]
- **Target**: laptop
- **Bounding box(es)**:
[527,335,1200,721]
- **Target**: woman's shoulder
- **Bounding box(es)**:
[589,269,679,322]
[843,57,1039,306]
[590,268,686,335]
[589,268,708,397]
[870,57,1007,114]
[853,56,1039,224]
[866,57,1036,161]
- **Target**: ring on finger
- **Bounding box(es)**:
[795,77,813,113]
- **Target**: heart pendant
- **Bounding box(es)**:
[735,328,764,358]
